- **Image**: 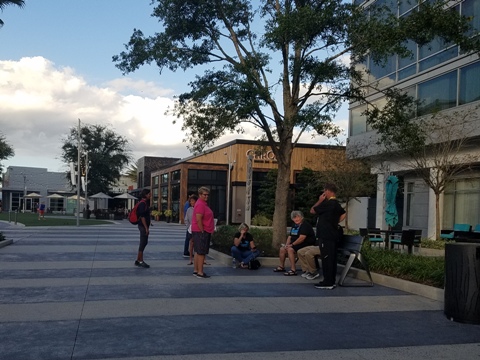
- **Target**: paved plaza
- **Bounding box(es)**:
[0,220,479,360]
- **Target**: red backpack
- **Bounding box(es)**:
[128,199,146,225]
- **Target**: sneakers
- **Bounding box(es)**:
[301,271,310,278]
[306,272,320,280]
[195,273,211,278]
[183,254,190,258]
[135,260,150,268]
[314,281,336,289]
[193,272,198,276]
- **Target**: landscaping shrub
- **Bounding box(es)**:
[212,225,277,256]
[251,213,273,226]
[361,245,444,288]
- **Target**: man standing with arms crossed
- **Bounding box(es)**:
[310,183,346,290]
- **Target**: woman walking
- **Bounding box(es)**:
[135,189,152,268]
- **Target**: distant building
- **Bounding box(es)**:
[1,166,72,212]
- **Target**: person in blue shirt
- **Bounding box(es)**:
[273,210,315,276]
[231,223,260,268]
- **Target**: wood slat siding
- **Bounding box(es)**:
[150,142,345,222]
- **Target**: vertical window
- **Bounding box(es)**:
[417,71,457,116]
[406,182,414,226]
[443,178,480,228]
[350,105,367,136]
[459,61,480,105]
[171,170,181,182]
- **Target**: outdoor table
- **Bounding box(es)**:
[379,229,402,249]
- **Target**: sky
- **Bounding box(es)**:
[0,0,348,173]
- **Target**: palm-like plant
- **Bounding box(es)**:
[125,161,138,183]
[0,0,25,27]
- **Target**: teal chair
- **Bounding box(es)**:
[390,229,421,253]
[473,224,480,233]
[440,224,471,239]
[360,227,384,247]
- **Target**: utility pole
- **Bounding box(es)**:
[76,119,81,227]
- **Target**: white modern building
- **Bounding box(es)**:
[347,0,480,238]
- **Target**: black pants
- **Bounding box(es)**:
[138,225,149,252]
[319,240,337,285]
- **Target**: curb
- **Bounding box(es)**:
[0,239,14,249]
[209,249,444,303]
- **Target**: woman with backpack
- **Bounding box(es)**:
[134,189,152,268]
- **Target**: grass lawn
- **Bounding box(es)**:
[0,212,112,226]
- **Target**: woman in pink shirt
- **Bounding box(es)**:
[192,186,215,278]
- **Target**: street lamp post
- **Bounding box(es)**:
[23,174,26,213]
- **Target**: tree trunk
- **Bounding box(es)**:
[271,144,293,248]
[435,192,440,240]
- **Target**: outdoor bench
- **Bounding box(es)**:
[314,234,374,287]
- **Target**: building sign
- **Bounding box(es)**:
[245,149,277,163]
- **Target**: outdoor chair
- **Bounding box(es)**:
[360,227,384,247]
[389,229,420,254]
[440,224,471,240]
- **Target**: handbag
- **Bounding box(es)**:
[248,259,261,270]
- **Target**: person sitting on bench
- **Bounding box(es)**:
[273,210,316,276]
[231,223,260,268]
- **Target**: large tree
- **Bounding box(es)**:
[0,0,25,27]
[61,124,132,195]
[0,132,14,179]
[114,0,479,246]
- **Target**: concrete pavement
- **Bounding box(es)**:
[0,220,479,360]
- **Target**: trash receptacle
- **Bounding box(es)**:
[444,242,480,324]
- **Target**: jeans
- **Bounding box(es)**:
[231,246,260,264]
[183,231,191,255]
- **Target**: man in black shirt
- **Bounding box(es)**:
[310,183,345,289]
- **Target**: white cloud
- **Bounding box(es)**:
[0,56,348,173]
[0,56,192,171]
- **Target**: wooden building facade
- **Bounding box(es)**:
[150,139,345,224]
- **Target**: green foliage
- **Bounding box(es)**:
[0,132,14,177]
[256,169,278,217]
[362,246,444,288]
[251,213,273,226]
[61,124,132,195]
[421,238,451,250]
[211,225,277,257]
[294,167,325,224]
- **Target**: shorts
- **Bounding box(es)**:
[192,231,211,255]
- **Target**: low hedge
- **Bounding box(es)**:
[211,225,445,288]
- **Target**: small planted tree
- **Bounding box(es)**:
[367,95,480,239]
